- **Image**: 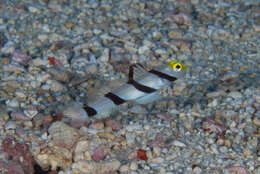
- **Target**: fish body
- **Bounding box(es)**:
[83,60,187,119]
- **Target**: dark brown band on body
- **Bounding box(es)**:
[149,69,177,82]
[84,105,97,117]
[127,80,156,93]
[105,92,126,105]
[128,64,157,93]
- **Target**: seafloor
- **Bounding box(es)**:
[0,0,259,174]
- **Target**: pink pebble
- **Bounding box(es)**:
[202,119,226,135]
[12,51,31,65]
[11,112,31,121]
[148,133,170,148]
[91,146,108,162]
[169,12,191,25]
[228,166,248,174]
[90,121,104,130]
[105,120,122,131]
[156,113,174,121]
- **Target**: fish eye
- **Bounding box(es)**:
[174,63,182,71]
[167,60,187,71]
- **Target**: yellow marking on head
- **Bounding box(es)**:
[167,60,187,71]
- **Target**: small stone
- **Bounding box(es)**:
[151,157,164,163]
[1,41,15,54]
[100,48,109,62]
[119,164,130,172]
[92,146,108,162]
[23,121,33,128]
[6,99,19,108]
[168,30,183,39]
[46,80,67,92]
[35,145,72,171]
[206,90,226,98]
[64,21,74,29]
[38,34,49,42]
[97,132,115,140]
[152,31,162,40]
[12,50,31,65]
[173,80,187,95]
[128,151,137,160]
[11,111,31,121]
[15,90,27,100]
[24,106,38,119]
[74,141,91,162]
[48,68,70,83]
[5,121,17,130]
[228,166,248,174]
[228,91,242,99]
[221,71,239,83]
[253,117,260,126]
[48,121,79,149]
[130,161,138,171]
[172,140,186,147]
[90,122,104,130]
[169,12,191,25]
[138,45,150,55]
[125,133,136,145]
[72,160,121,174]
[152,146,161,157]
[28,6,39,13]
[254,93,260,104]
[105,120,122,131]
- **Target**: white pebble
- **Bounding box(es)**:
[172,140,186,147]
[5,121,17,130]
[130,162,138,171]
[228,91,242,99]
[6,99,19,108]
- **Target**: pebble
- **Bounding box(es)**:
[97,132,115,140]
[48,68,70,83]
[254,93,260,104]
[119,164,130,172]
[6,99,19,108]
[125,133,136,145]
[152,146,161,157]
[206,90,226,98]
[74,140,91,162]
[48,121,79,149]
[24,106,38,119]
[90,122,104,130]
[138,45,150,55]
[72,160,121,174]
[46,80,67,92]
[35,145,72,171]
[5,121,17,130]
[172,140,186,147]
[12,50,31,65]
[130,162,138,171]
[228,91,243,99]
[105,120,122,131]
[220,71,239,82]
[151,157,164,163]
[11,111,31,121]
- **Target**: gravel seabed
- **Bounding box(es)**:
[0,0,260,174]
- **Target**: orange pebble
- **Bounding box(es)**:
[44,115,53,122]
